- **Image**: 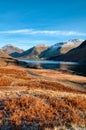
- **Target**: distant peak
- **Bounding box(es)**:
[2,44,13,48]
[2,44,24,54]
[36,44,48,47]
[6,44,12,46]
[6,44,13,46]
[68,39,84,42]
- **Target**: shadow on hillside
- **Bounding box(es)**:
[68,63,86,76]
[39,46,63,60]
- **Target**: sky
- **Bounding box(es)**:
[0,0,86,50]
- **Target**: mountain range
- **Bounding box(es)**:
[2,44,48,60]
[0,39,86,63]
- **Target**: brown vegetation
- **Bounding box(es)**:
[0,95,86,129]
[0,66,86,129]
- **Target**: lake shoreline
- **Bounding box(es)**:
[17,60,86,76]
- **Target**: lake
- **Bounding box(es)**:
[19,60,86,76]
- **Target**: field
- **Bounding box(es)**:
[0,64,86,130]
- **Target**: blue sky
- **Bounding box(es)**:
[0,0,86,50]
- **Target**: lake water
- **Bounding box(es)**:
[20,60,86,76]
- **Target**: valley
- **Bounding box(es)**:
[0,0,86,129]
[0,39,86,130]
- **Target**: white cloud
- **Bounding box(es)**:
[0,29,30,34]
[0,29,86,36]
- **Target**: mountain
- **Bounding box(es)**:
[2,44,24,54]
[50,40,86,62]
[16,44,48,60]
[1,39,84,61]
[9,52,22,58]
[40,39,84,59]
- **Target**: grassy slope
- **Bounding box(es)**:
[0,65,86,130]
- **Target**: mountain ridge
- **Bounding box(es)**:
[49,40,86,62]
[2,44,24,54]
[15,44,48,60]
[0,39,85,61]
[39,39,84,59]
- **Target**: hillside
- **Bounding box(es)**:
[0,49,11,58]
[40,39,83,59]
[0,66,86,130]
[0,56,19,67]
[17,44,48,60]
[0,49,19,67]
[2,44,24,54]
[51,40,86,62]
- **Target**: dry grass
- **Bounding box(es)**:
[28,68,86,92]
[0,67,85,94]
[0,68,28,78]
[0,67,35,86]
[0,77,13,86]
[0,66,86,129]
[0,95,85,129]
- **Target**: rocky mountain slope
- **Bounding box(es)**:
[40,39,84,59]
[2,44,24,54]
[16,44,48,60]
[50,40,86,62]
